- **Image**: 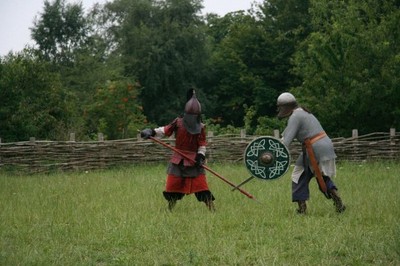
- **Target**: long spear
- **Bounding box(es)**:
[148,136,258,201]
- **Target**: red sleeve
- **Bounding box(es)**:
[163,118,179,137]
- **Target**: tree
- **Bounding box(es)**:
[86,80,147,139]
[30,0,133,139]
[292,0,400,136]
[258,0,311,88]
[202,0,311,130]
[31,0,88,65]
[105,0,209,125]
[0,51,74,141]
[205,12,267,128]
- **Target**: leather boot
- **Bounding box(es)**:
[329,189,346,213]
[296,200,307,214]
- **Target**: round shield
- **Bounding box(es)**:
[244,136,290,180]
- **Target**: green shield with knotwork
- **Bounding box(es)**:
[244,136,291,180]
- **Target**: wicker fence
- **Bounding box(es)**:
[0,129,398,173]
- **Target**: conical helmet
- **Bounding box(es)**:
[184,92,201,115]
[183,90,202,134]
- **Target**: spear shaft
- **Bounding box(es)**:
[148,136,257,201]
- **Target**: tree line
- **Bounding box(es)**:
[1,0,399,142]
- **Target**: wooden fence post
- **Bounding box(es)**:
[389,128,396,159]
[207,131,214,162]
[352,129,358,139]
[240,129,246,138]
[29,137,36,171]
[273,129,280,139]
[69,133,75,142]
[68,133,76,170]
[98,133,105,168]
[98,133,104,142]
[390,128,396,145]
[351,129,359,160]
[240,129,246,142]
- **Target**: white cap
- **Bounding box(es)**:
[277,92,296,105]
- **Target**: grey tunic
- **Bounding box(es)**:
[282,108,337,181]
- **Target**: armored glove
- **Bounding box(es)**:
[195,153,205,167]
[140,128,155,139]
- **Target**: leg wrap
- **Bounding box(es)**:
[296,200,307,214]
[329,189,346,213]
[163,192,184,201]
[320,175,338,199]
[195,190,215,202]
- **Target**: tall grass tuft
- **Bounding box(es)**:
[1,161,399,265]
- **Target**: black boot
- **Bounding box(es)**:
[296,201,307,214]
[329,189,346,213]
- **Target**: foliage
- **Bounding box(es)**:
[257,0,312,94]
[105,0,209,125]
[205,0,311,129]
[0,51,74,141]
[30,0,132,140]
[203,118,242,136]
[254,115,286,136]
[292,0,400,137]
[242,104,286,135]
[0,162,399,265]
[205,12,266,127]
[1,0,399,141]
[86,80,147,139]
[31,0,89,65]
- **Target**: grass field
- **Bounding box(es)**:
[1,161,399,265]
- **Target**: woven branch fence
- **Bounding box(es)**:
[0,129,398,174]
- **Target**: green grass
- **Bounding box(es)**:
[1,161,399,265]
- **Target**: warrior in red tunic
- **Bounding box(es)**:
[140,89,215,211]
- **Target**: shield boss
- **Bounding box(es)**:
[244,136,290,180]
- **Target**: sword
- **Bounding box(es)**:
[231,176,255,191]
[147,136,259,202]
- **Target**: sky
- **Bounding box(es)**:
[0,0,261,56]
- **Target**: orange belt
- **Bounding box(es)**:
[309,131,327,144]
[304,131,327,193]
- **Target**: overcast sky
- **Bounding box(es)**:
[0,0,261,56]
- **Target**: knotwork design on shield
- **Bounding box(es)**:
[244,136,290,180]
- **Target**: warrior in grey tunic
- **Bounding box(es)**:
[277,92,346,214]
[282,107,337,183]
